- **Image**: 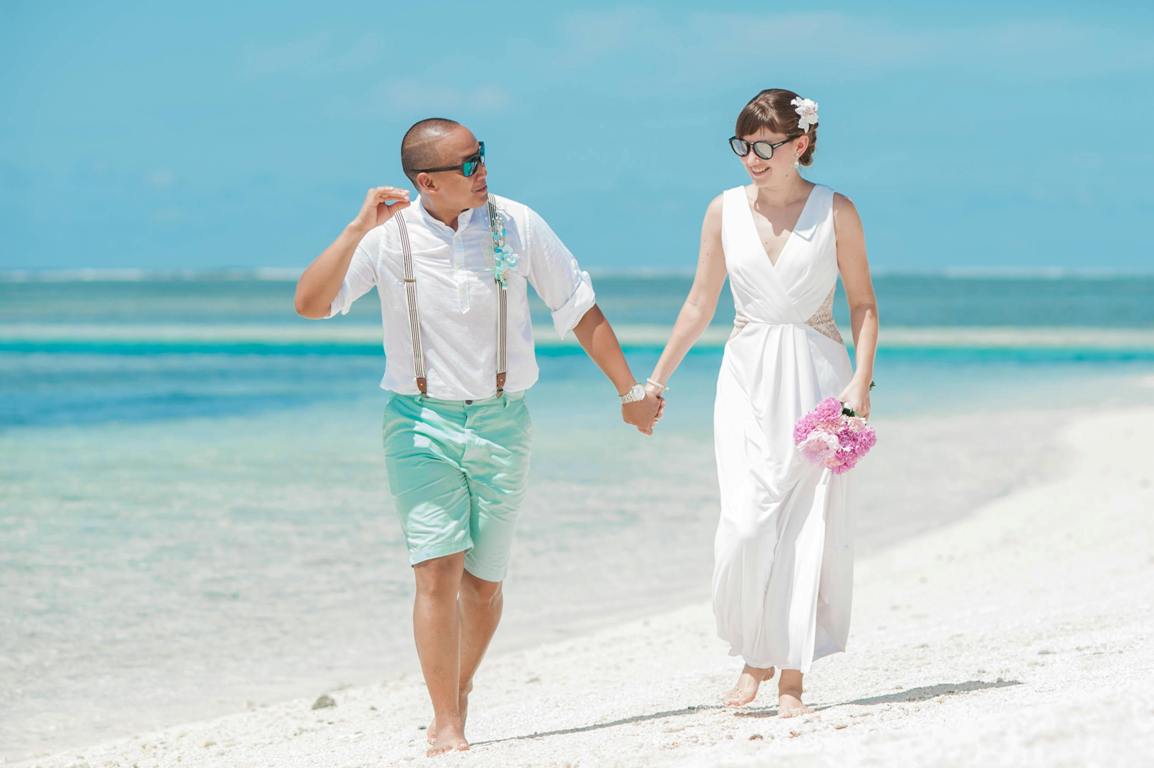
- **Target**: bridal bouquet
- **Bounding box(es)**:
[793,397,876,474]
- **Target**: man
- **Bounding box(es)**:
[294,118,662,756]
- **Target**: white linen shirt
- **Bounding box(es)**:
[326,194,596,400]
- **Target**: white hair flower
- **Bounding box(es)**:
[791,96,819,131]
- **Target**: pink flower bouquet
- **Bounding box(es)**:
[793,397,876,474]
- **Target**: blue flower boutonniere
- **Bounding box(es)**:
[487,199,518,286]
[492,245,518,287]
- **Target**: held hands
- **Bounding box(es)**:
[622,392,664,436]
[621,379,668,436]
[350,186,411,233]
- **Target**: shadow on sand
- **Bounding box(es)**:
[472,678,1022,745]
[734,678,1023,718]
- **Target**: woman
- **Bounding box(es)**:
[647,88,879,715]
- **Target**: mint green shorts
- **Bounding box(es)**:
[381,392,532,582]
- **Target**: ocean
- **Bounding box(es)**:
[2,272,1153,760]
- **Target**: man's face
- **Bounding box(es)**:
[417,126,488,213]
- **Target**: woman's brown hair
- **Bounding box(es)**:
[735,88,818,166]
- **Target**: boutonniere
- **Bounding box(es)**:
[487,199,518,286]
[493,244,518,287]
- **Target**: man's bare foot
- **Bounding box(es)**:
[426,717,469,757]
[777,668,813,717]
[427,682,473,745]
[722,664,775,707]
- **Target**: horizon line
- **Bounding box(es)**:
[2,266,1154,283]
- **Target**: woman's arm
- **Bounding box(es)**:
[833,193,879,418]
[647,195,729,393]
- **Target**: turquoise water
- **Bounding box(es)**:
[2,272,1153,429]
[2,272,1153,759]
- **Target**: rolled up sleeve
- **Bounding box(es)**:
[523,207,597,338]
[324,230,380,318]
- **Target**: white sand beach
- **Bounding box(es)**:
[10,405,1154,768]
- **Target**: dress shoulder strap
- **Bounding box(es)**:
[793,184,836,242]
[815,184,836,220]
[720,186,746,245]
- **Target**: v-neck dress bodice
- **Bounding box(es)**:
[711,183,855,672]
[724,184,842,343]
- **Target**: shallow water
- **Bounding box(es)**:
[2,273,1153,759]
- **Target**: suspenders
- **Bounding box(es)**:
[489,200,509,396]
[394,201,508,398]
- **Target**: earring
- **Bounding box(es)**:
[793,155,800,169]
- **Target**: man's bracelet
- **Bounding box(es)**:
[620,383,647,404]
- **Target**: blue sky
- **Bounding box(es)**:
[3,1,1152,273]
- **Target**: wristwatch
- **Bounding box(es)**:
[619,383,647,404]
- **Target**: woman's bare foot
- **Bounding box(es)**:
[427,682,473,745]
[722,664,775,707]
[777,669,813,717]
[426,716,469,757]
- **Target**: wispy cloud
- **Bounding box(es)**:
[238,31,513,116]
[239,32,385,79]
[541,8,1154,82]
[367,81,512,116]
[145,169,176,189]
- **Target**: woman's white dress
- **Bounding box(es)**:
[712,183,855,673]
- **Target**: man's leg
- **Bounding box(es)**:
[383,395,475,753]
[456,571,503,725]
[413,551,470,755]
[455,395,532,720]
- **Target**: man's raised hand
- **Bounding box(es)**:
[351,186,411,232]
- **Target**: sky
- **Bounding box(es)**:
[2,1,1153,273]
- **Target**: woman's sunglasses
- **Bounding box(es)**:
[728,135,800,161]
[411,142,486,177]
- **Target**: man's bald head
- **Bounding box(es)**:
[400,118,463,185]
